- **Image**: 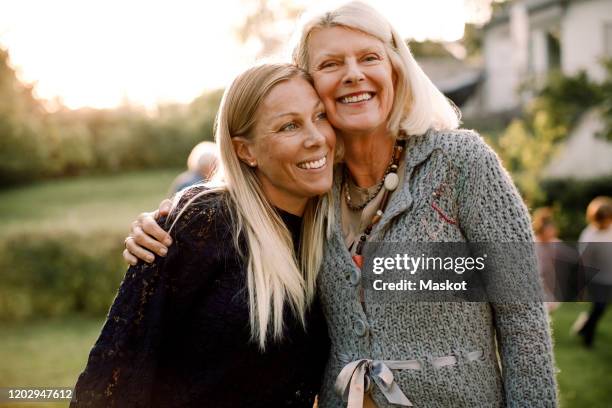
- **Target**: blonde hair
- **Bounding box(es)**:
[170,63,332,349]
[291,0,460,136]
[586,196,612,229]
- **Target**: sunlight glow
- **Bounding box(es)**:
[0,0,483,109]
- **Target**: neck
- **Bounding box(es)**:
[341,126,395,188]
[264,191,307,217]
[255,172,308,216]
[275,203,305,217]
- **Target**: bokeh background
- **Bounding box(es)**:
[1,0,611,406]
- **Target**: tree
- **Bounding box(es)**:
[235,0,304,58]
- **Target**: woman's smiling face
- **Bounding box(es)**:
[240,76,335,213]
[308,26,395,135]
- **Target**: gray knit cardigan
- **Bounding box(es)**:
[316,129,557,407]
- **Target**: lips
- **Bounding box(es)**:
[297,155,327,170]
[337,92,375,104]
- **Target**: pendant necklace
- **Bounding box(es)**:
[344,137,406,269]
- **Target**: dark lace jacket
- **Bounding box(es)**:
[71,186,330,408]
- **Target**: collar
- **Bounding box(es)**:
[332,128,439,240]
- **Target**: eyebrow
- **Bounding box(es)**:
[270,100,324,120]
[314,46,385,62]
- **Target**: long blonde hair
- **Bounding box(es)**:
[170,63,332,349]
[291,0,460,136]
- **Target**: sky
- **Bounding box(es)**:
[0,0,495,109]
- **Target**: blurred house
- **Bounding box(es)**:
[418,57,483,108]
[481,0,612,113]
[543,108,612,179]
[475,0,612,179]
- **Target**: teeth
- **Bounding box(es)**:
[340,92,372,104]
[298,156,327,170]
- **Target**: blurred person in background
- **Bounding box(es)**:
[71,63,333,407]
[574,196,612,348]
[122,2,557,406]
[533,207,561,312]
[169,141,219,194]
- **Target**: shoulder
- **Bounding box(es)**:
[165,184,232,238]
[578,225,592,242]
[404,128,499,175]
[427,128,494,162]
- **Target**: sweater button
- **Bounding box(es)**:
[353,319,368,337]
[349,268,361,286]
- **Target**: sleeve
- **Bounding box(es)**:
[70,247,171,407]
[71,187,222,407]
[457,138,558,408]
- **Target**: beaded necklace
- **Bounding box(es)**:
[345,138,406,269]
[344,153,398,211]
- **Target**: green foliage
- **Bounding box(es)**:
[493,62,611,205]
[0,169,175,322]
[408,40,454,58]
[462,24,482,58]
[0,231,125,322]
[0,48,49,184]
[530,69,603,133]
[598,59,612,141]
[0,47,223,188]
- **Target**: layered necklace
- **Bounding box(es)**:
[342,137,406,269]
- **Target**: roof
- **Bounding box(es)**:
[417,57,483,106]
[486,0,569,29]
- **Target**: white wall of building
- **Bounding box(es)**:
[530,29,549,77]
[483,24,520,111]
[544,109,612,179]
[562,0,612,82]
[482,1,563,112]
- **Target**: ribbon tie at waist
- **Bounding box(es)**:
[335,359,421,407]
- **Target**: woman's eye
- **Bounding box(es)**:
[279,122,298,132]
[320,61,338,69]
[315,112,327,121]
[363,54,380,62]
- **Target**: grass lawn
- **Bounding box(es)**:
[551,303,612,407]
[0,171,610,406]
[0,316,103,408]
[0,169,178,239]
[0,303,610,407]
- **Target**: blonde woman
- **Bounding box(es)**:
[72,63,334,407]
[124,2,557,407]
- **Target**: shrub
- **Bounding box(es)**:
[0,230,127,322]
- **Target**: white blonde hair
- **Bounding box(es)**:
[170,63,332,349]
[292,0,460,136]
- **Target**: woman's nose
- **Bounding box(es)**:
[303,124,326,148]
[342,59,365,85]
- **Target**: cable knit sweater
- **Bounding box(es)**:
[317,129,557,407]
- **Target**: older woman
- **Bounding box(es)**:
[124,2,557,407]
[72,63,334,407]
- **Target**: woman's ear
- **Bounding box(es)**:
[232,137,257,167]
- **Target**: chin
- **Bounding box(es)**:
[305,182,332,197]
[337,114,385,133]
